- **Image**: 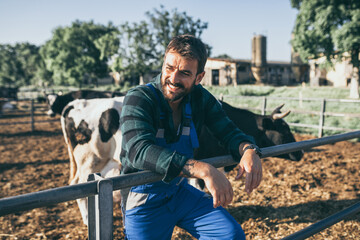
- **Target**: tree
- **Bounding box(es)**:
[214,54,232,59]
[146,5,211,70]
[40,20,120,87]
[0,43,43,87]
[0,44,18,86]
[291,0,360,98]
[111,21,157,85]
[112,6,211,85]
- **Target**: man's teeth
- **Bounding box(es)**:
[168,83,177,90]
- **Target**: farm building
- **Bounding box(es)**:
[202,35,310,86]
[308,54,355,87]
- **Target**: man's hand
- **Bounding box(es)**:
[236,143,263,194]
[180,160,233,208]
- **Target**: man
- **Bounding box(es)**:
[120,34,262,239]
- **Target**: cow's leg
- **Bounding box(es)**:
[101,159,122,202]
[76,198,88,225]
[70,170,89,225]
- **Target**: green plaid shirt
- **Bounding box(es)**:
[120,74,255,183]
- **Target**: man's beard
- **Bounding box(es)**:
[161,77,196,102]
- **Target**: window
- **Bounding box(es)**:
[238,66,246,72]
[212,69,219,85]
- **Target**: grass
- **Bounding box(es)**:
[204,84,360,137]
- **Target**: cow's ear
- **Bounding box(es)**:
[261,118,275,130]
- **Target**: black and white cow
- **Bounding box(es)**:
[61,96,125,225]
[46,90,125,117]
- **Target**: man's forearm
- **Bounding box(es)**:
[181,159,235,208]
[180,159,210,179]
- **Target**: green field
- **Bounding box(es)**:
[204,84,360,137]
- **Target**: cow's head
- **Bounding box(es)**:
[256,104,303,161]
[46,91,64,117]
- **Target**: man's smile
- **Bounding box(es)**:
[165,80,184,92]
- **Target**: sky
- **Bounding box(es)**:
[0,0,299,62]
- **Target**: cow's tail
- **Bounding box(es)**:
[67,136,77,184]
[60,104,78,184]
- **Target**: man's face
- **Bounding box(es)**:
[161,51,204,103]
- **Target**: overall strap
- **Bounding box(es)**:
[184,100,199,148]
[146,83,161,105]
[146,83,199,148]
[146,83,165,120]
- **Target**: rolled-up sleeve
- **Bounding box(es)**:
[201,91,255,162]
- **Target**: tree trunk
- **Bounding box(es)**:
[349,66,359,99]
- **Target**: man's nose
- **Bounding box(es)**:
[169,70,181,83]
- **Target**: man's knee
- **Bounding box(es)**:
[198,221,245,240]
[223,223,246,240]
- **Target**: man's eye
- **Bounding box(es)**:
[181,72,190,76]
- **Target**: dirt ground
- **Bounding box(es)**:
[0,109,359,240]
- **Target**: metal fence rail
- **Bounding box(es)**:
[0,99,58,131]
[281,201,360,240]
[0,130,360,239]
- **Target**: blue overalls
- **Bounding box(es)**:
[122,84,245,240]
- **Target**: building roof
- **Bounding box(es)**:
[207,57,292,66]
[207,57,251,64]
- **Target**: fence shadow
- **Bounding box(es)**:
[0,112,48,119]
[0,158,68,173]
[228,199,360,225]
[0,130,63,138]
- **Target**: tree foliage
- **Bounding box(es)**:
[1,7,210,88]
[112,5,211,83]
[214,54,232,59]
[291,0,360,97]
[40,20,120,86]
[112,21,156,84]
[146,5,211,69]
[0,43,43,87]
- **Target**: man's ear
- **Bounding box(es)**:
[195,71,205,85]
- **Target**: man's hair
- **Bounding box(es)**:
[165,34,208,74]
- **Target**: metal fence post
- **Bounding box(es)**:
[30,99,35,132]
[87,174,97,240]
[87,173,114,240]
[318,98,326,138]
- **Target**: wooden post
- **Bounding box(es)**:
[318,98,326,138]
[219,93,224,101]
[30,99,35,132]
[262,96,267,115]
